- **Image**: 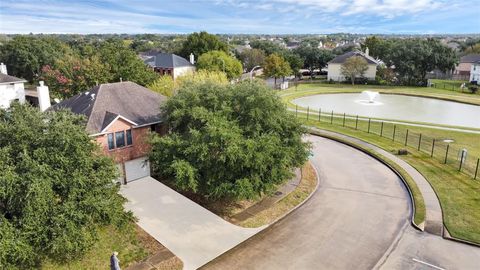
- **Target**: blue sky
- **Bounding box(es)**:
[0,0,478,34]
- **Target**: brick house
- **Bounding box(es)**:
[454,54,480,79]
[52,81,167,183]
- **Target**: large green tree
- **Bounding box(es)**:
[239,48,266,71]
[0,104,130,269]
[386,38,457,85]
[340,56,369,85]
[264,53,292,85]
[197,50,243,79]
[293,45,333,78]
[0,36,70,82]
[178,32,229,59]
[96,39,158,86]
[149,81,310,200]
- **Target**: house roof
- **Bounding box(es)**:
[328,51,379,65]
[51,81,167,134]
[144,52,193,68]
[460,54,480,63]
[0,73,27,84]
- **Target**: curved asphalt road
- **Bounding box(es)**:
[202,135,480,269]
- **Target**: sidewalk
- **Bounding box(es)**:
[309,128,444,236]
[120,177,264,270]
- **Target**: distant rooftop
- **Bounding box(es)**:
[328,51,378,65]
[460,54,480,63]
[143,52,193,68]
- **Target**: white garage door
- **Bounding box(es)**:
[124,157,150,182]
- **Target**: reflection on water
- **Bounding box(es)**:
[292,93,480,129]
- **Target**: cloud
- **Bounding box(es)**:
[0,0,477,34]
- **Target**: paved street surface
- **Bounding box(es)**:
[202,135,480,270]
[120,177,263,270]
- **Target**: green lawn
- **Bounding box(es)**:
[430,79,469,92]
[42,222,157,269]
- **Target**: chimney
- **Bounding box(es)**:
[189,53,195,65]
[37,81,51,112]
[0,63,7,75]
[365,47,370,56]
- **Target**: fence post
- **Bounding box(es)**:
[307,106,309,121]
[367,119,371,133]
[342,113,346,127]
[418,134,422,151]
[431,139,435,157]
[459,150,465,171]
[318,108,321,122]
[444,144,450,164]
[475,158,479,180]
[380,122,384,137]
[405,129,409,146]
[355,115,359,130]
[330,110,333,124]
[393,125,396,141]
[295,105,298,118]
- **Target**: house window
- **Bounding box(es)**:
[115,131,125,148]
[107,133,115,150]
[126,129,133,146]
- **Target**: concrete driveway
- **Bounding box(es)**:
[202,135,480,270]
[120,177,263,270]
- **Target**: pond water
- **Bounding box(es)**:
[292,93,480,129]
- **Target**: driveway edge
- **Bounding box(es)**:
[308,130,424,232]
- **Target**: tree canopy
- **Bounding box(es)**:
[293,45,333,76]
[196,50,243,79]
[0,104,130,269]
[178,31,229,59]
[149,81,310,200]
[148,70,228,97]
[341,56,369,85]
[239,48,266,71]
[263,53,292,84]
[0,36,70,82]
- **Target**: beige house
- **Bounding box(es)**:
[144,52,196,80]
[327,51,379,81]
[454,54,480,79]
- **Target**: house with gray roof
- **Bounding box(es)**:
[454,54,480,79]
[52,81,168,183]
[0,63,26,109]
[327,50,379,81]
[143,52,195,79]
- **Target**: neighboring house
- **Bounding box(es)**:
[327,51,379,81]
[143,52,196,79]
[0,63,26,109]
[470,61,480,84]
[454,54,480,79]
[52,81,168,183]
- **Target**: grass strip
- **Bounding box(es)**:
[239,162,318,228]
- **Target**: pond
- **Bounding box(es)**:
[292,93,480,129]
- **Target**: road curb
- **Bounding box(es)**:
[443,226,480,248]
[198,161,321,269]
[308,130,424,232]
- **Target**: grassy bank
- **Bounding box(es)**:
[239,162,318,228]
[42,223,163,269]
[302,118,480,244]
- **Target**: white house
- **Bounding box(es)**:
[143,52,196,80]
[0,63,26,109]
[327,50,379,81]
[469,61,480,84]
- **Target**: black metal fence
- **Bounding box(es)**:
[295,106,480,179]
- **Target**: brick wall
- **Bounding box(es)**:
[94,118,152,163]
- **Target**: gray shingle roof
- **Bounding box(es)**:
[52,81,167,134]
[460,54,480,63]
[328,51,379,65]
[144,53,193,68]
[0,73,26,84]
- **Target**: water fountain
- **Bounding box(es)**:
[355,90,382,105]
